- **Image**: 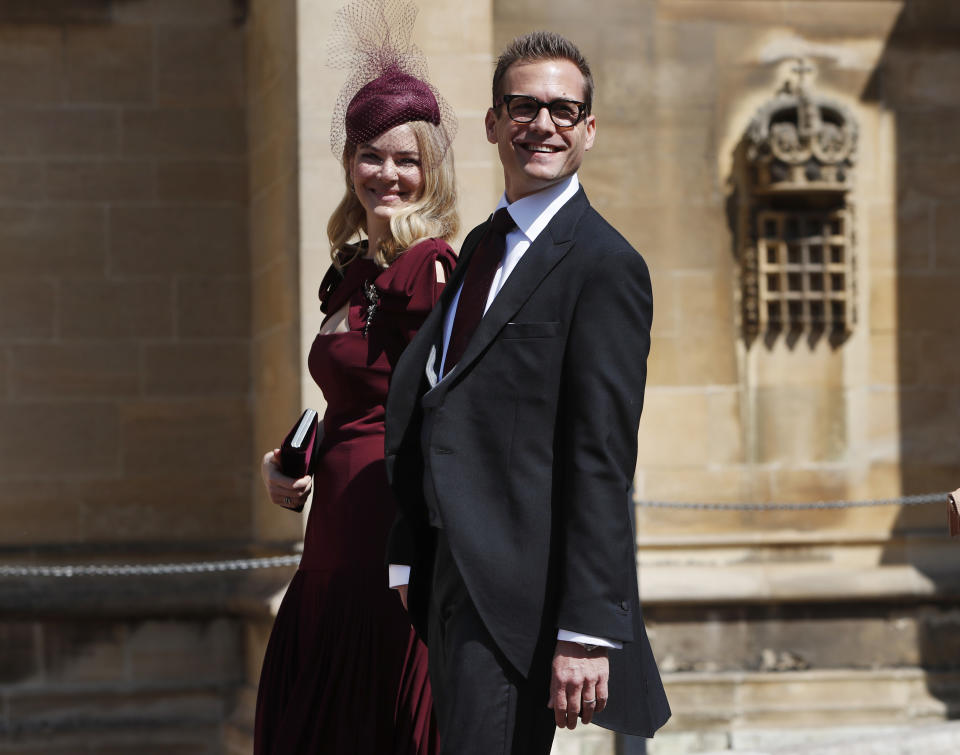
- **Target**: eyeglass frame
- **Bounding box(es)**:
[496,94,589,128]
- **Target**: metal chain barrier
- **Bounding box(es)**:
[0,554,301,579]
[638,492,946,511]
[0,494,949,578]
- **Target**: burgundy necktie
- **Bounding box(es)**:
[444,208,515,375]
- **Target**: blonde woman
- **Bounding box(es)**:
[254,3,457,752]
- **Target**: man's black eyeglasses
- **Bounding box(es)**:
[498,95,587,128]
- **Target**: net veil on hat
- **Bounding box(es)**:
[328,0,457,158]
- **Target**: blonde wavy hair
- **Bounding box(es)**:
[327,120,459,268]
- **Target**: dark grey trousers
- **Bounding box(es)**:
[427,529,557,755]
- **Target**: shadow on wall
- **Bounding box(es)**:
[866,5,960,507]
[864,3,960,718]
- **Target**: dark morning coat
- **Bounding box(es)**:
[384,186,671,737]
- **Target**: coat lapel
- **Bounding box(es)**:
[450,188,589,378]
[385,223,487,438]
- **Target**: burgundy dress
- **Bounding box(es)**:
[254,239,457,755]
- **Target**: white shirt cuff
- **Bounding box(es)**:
[386,567,620,649]
[388,564,410,588]
[557,629,622,650]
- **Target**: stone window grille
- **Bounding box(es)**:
[739,60,859,341]
[756,208,854,330]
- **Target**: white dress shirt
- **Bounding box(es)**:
[390,174,620,650]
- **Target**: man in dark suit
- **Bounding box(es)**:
[385,31,670,755]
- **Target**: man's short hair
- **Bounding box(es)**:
[492,31,594,115]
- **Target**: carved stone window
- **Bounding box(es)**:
[738,60,858,342]
[756,208,854,330]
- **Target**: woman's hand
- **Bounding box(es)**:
[261,449,313,510]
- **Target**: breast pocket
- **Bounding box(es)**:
[501,321,561,339]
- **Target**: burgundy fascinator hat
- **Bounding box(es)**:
[329,0,456,158]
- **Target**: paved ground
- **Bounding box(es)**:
[695,722,960,755]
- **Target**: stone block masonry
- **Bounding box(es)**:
[0,0,252,548]
[0,616,243,752]
[0,3,256,746]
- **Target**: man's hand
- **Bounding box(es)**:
[396,584,409,611]
[547,639,609,729]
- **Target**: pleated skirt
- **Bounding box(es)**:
[253,564,438,755]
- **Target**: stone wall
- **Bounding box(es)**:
[0,1,255,750]
[247,0,303,547]
[0,616,241,752]
[1,0,959,753]
[884,2,960,500]
[227,0,303,750]
[0,0,251,553]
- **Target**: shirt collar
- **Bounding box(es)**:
[495,174,580,244]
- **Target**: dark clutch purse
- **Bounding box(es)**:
[280,408,322,482]
[949,489,960,538]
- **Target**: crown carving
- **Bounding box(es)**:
[746,59,858,193]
